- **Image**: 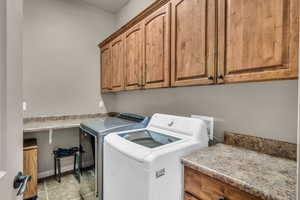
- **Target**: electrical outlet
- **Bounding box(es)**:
[191,115,214,141]
[22,102,27,111]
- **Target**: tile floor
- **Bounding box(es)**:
[38,171,96,200]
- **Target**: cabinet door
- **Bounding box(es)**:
[185,167,263,200]
[124,23,144,90]
[171,0,216,87]
[184,193,199,200]
[101,44,112,93]
[111,35,125,92]
[23,149,38,199]
[143,3,170,89]
[217,0,299,83]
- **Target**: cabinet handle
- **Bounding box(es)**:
[138,84,145,87]
[219,197,226,200]
[217,74,224,79]
[208,75,213,80]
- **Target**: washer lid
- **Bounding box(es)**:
[80,117,137,136]
[105,129,186,163]
[118,130,180,149]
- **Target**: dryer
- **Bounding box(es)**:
[104,113,209,200]
[79,113,150,200]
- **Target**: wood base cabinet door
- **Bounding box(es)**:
[184,167,263,200]
[125,23,144,90]
[217,0,299,84]
[23,148,38,199]
[111,35,125,92]
[171,0,216,87]
[143,3,171,89]
[101,44,112,93]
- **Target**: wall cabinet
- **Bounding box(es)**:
[101,36,125,93]
[99,0,298,93]
[124,22,144,90]
[217,0,299,83]
[144,3,170,89]
[171,0,215,86]
[111,35,125,92]
[100,44,112,93]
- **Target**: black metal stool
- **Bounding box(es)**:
[53,147,79,183]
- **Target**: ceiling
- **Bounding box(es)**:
[82,0,130,13]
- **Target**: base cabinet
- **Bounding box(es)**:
[184,167,262,200]
[23,139,38,200]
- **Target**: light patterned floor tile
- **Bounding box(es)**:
[38,171,96,200]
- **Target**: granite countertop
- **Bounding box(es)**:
[23,113,113,132]
[182,143,297,200]
[24,118,86,132]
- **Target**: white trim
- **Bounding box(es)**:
[38,160,94,179]
[38,164,74,179]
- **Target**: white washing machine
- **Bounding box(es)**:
[103,113,210,200]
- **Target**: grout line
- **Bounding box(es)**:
[44,181,49,200]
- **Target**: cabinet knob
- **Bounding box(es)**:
[208,75,214,80]
[217,74,224,79]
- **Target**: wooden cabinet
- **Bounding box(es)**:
[184,167,262,200]
[99,0,299,93]
[143,3,170,89]
[184,192,199,200]
[171,0,216,87]
[217,0,299,83]
[100,36,125,93]
[101,44,112,93]
[23,139,38,200]
[124,23,144,90]
[111,35,125,92]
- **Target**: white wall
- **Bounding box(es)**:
[0,0,6,170]
[104,81,298,143]
[23,0,117,175]
[116,0,155,27]
[297,79,300,197]
[23,0,116,117]
[103,0,299,144]
[297,22,300,200]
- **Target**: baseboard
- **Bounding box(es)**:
[38,164,74,179]
[38,160,94,179]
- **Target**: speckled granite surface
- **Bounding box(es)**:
[182,144,297,200]
[23,113,118,123]
[224,132,297,160]
[23,113,115,132]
